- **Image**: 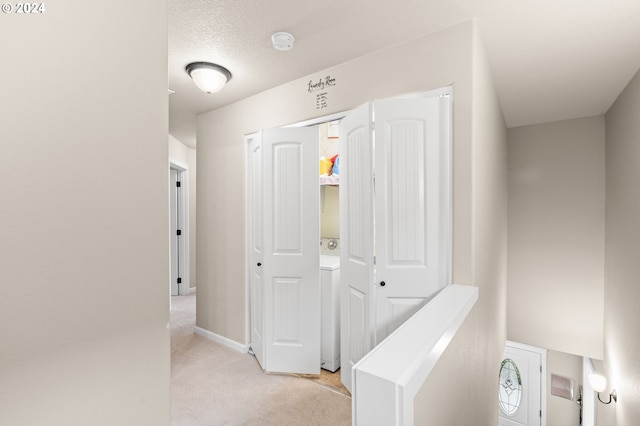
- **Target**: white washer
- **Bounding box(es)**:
[320,254,340,372]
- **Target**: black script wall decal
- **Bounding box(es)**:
[307,76,337,109]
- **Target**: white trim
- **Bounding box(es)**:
[282,110,349,128]
[244,133,257,353]
[194,326,249,354]
[582,358,596,426]
[441,87,453,290]
[168,157,189,171]
[187,287,196,294]
[391,85,453,100]
[505,340,547,354]
[352,284,479,426]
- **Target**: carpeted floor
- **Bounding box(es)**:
[170,294,352,426]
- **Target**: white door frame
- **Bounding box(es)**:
[170,159,190,295]
[244,135,253,349]
[581,358,596,426]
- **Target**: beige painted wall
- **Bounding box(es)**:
[0,1,170,424]
[321,186,340,239]
[547,351,583,425]
[414,25,508,424]
[604,67,640,425]
[507,116,605,359]
[170,134,197,291]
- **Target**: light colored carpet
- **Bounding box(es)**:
[170,294,352,426]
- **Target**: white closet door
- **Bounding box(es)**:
[374,96,448,342]
[248,133,265,369]
[339,102,374,392]
[262,127,320,375]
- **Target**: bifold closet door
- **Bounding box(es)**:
[262,127,320,375]
[339,94,451,392]
[339,102,374,393]
[248,133,265,370]
[373,96,450,342]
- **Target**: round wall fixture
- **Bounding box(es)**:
[272,32,295,51]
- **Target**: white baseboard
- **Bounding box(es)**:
[193,326,248,353]
[187,286,196,294]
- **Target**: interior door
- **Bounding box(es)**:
[262,127,320,375]
[374,96,449,342]
[499,342,544,426]
[170,168,180,296]
[339,102,374,393]
[248,133,265,369]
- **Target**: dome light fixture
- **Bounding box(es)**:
[185,62,232,94]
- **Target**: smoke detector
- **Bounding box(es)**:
[272,32,295,51]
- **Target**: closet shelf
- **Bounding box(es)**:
[320,175,340,186]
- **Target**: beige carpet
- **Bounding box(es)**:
[170,294,352,426]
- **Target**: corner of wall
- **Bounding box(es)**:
[604,65,640,425]
[415,23,508,425]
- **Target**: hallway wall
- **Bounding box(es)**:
[507,116,605,359]
[547,350,583,425]
[604,66,640,425]
[414,24,508,424]
[0,1,170,424]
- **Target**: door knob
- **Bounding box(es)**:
[257,262,262,267]
[380,281,386,287]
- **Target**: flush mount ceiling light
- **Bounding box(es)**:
[272,32,295,51]
[185,62,232,94]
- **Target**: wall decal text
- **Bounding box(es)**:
[308,76,337,109]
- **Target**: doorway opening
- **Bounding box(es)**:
[170,161,190,297]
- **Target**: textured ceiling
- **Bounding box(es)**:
[169,0,640,148]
